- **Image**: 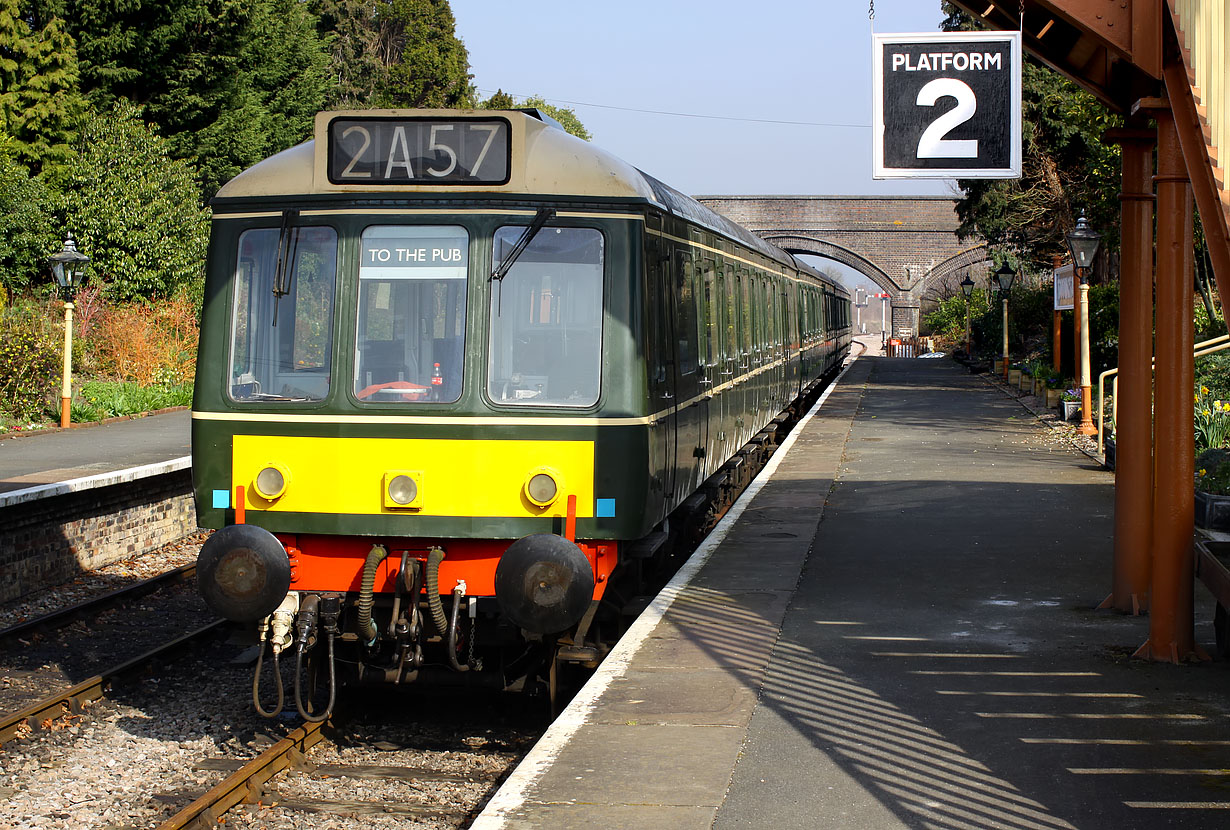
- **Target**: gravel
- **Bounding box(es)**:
[0,530,542,830]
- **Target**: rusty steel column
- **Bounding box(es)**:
[1138,107,1197,662]
[1103,126,1156,615]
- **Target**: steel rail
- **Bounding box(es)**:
[156,719,327,830]
[0,564,198,647]
[0,620,224,745]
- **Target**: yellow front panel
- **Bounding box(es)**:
[233,436,595,517]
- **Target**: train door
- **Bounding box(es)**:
[718,265,737,463]
[672,250,703,498]
[699,259,720,480]
[646,227,677,509]
[737,269,753,446]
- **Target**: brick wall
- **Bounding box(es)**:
[0,469,196,604]
[696,196,986,305]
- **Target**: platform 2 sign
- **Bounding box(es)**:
[873,31,1021,179]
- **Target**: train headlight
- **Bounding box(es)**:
[253,464,289,501]
[524,468,561,508]
[383,471,423,509]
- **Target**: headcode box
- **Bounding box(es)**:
[873,31,1021,179]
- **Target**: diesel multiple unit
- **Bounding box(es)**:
[192,109,851,718]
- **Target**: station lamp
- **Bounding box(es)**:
[960,275,976,356]
[994,262,1016,379]
[994,261,1017,293]
[1065,211,1102,282]
[1066,211,1101,435]
[47,233,90,428]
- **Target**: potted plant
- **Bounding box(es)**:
[1030,362,1053,397]
[1196,449,1230,530]
[1061,388,1081,421]
[1044,375,1064,408]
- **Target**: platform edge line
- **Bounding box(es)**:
[469,357,858,829]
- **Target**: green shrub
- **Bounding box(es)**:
[72,380,192,421]
[0,304,58,419]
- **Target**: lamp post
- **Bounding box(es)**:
[960,274,976,356]
[994,261,1016,379]
[1066,211,1101,436]
[48,233,90,428]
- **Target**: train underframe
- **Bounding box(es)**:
[204,369,841,720]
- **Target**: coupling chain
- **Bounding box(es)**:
[469,615,483,671]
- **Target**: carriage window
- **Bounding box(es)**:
[354,225,468,404]
[229,226,337,402]
[488,226,603,407]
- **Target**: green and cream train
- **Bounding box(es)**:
[193,109,851,717]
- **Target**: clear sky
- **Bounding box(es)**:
[451,0,956,199]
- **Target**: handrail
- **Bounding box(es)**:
[1097,333,1230,450]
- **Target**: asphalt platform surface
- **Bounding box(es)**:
[0,409,190,495]
[476,353,1230,830]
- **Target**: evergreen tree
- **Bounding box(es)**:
[382,0,472,108]
[0,0,88,174]
[317,0,472,108]
[32,0,330,197]
[314,0,387,107]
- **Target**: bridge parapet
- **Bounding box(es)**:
[696,195,990,337]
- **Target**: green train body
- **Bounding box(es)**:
[191,109,850,707]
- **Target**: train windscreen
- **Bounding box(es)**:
[353,225,469,404]
[487,226,604,407]
[228,226,338,403]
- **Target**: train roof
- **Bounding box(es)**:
[214,109,844,293]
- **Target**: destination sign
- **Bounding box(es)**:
[327,117,510,185]
[873,31,1021,179]
[359,227,468,280]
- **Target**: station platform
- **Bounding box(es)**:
[474,353,1230,830]
[0,409,190,502]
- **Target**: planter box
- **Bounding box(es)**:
[1019,374,1032,392]
[1046,388,1063,408]
[1196,489,1230,531]
[1008,369,1022,385]
[993,358,1005,373]
[1062,400,1081,421]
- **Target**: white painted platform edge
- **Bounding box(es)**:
[0,456,192,510]
[471,356,858,828]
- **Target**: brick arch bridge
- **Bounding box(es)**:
[696,195,989,336]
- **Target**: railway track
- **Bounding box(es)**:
[0,620,224,746]
[0,564,198,648]
[155,717,513,828]
[0,559,221,746]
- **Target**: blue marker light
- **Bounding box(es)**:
[596,498,616,518]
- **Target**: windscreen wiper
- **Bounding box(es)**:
[489,207,555,282]
[271,209,301,327]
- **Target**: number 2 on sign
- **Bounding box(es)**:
[915,78,978,159]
